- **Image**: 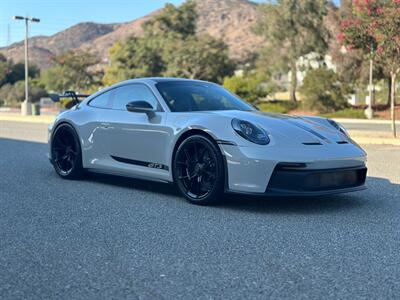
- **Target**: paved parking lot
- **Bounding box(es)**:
[0,135,399,299]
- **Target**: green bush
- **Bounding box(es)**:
[0,80,47,107]
[258,101,297,114]
[299,68,349,113]
[223,74,268,104]
[322,108,366,119]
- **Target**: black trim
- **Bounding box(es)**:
[222,155,230,192]
[267,165,367,193]
[111,155,169,171]
[227,185,367,197]
[303,142,322,146]
[216,140,237,146]
[275,162,307,170]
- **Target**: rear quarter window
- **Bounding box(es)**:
[88,90,113,109]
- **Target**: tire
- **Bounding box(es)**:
[173,134,225,205]
[51,123,84,179]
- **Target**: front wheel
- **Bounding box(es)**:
[173,135,225,205]
[51,123,84,179]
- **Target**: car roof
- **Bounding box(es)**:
[83,77,217,105]
[120,77,212,85]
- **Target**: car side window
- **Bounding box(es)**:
[112,84,160,111]
[88,90,113,109]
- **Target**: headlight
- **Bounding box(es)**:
[328,119,348,136]
[231,118,270,145]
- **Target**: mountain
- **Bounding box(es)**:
[0,0,264,69]
[0,22,118,68]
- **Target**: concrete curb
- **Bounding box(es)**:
[334,118,397,125]
[352,137,400,146]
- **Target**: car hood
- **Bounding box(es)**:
[208,110,348,144]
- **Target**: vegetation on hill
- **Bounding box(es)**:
[103,1,234,85]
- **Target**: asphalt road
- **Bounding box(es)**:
[0,138,400,299]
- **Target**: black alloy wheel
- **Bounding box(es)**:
[174,135,224,205]
[51,123,83,179]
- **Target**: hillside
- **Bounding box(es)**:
[0,0,264,69]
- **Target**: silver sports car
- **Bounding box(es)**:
[48,78,367,204]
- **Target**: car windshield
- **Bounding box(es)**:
[155,81,254,112]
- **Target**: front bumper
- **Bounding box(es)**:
[220,143,367,195]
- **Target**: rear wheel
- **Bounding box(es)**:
[173,135,224,205]
[51,123,83,179]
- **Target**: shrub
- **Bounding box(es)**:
[258,101,297,114]
[0,80,47,107]
[322,108,366,119]
[223,74,268,104]
[299,68,349,113]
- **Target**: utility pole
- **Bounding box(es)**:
[365,47,375,119]
[13,16,40,116]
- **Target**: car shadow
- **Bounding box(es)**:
[217,176,399,214]
[84,172,180,197]
[86,171,398,214]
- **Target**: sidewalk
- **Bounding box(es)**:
[333,118,397,124]
[347,130,400,146]
[0,113,55,124]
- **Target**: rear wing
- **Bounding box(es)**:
[49,91,90,107]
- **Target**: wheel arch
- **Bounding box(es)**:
[172,129,220,163]
[170,128,228,189]
[50,121,82,161]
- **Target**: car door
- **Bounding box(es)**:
[103,83,170,177]
[81,88,115,168]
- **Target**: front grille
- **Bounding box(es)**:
[267,166,367,192]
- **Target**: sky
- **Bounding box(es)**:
[0,0,340,48]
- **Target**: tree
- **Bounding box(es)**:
[164,35,234,82]
[103,1,234,85]
[0,57,39,88]
[41,50,101,93]
[142,0,197,39]
[103,38,165,86]
[255,0,329,102]
[341,0,400,137]
[299,67,349,113]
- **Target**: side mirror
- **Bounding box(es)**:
[126,101,155,116]
[49,93,60,103]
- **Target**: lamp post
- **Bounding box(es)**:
[365,46,375,120]
[13,16,40,116]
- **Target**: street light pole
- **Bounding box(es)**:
[366,48,375,120]
[13,16,40,116]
